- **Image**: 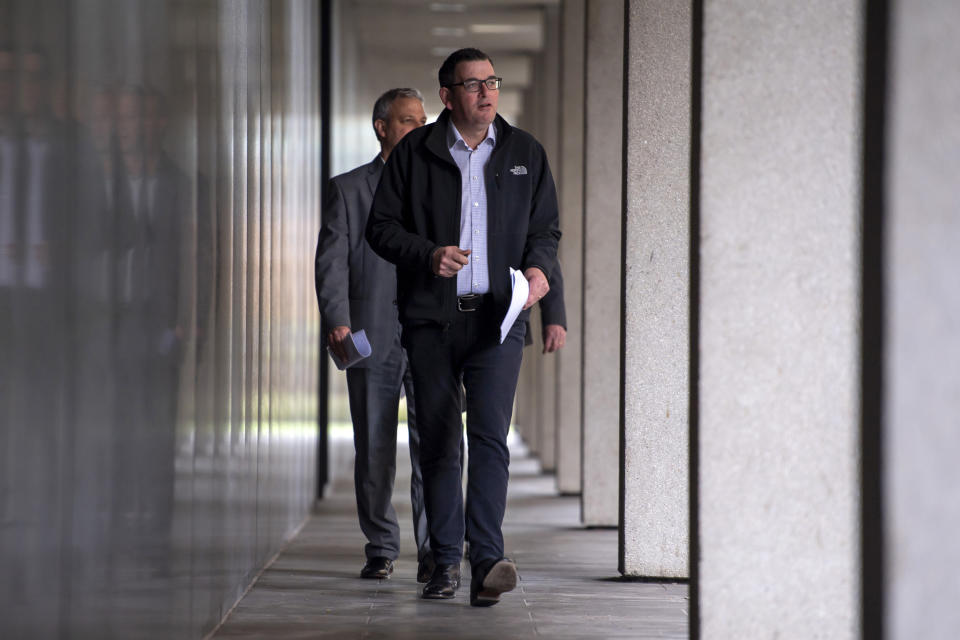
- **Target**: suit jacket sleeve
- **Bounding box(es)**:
[521,142,561,283]
[365,140,438,272]
[315,177,352,329]
[539,262,567,329]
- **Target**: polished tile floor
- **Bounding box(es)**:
[211,432,689,639]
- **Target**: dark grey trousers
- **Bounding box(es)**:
[345,337,429,562]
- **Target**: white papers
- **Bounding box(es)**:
[499,267,529,344]
[328,329,373,370]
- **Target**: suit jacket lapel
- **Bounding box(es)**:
[365,156,382,198]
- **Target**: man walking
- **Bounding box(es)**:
[315,88,432,582]
[366,48,560,606]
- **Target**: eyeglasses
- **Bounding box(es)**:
[449,76,502,92]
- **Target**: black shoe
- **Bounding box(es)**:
[470,558,518,607]
[417,554,436,584]
[360,556,394,579]
[421,563,461,599]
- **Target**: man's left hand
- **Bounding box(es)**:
[542,324,566,354]
[523,267,549,310]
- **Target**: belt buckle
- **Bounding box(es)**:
[458,294,478,312]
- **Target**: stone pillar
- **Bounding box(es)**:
[698,1,861,637]
[885,1,960,636]
[555,0,586,495]
[515,354,537,453]
[536,3,563,474]
[537,339,558,471]
[620,0,690,578]
[581,0,623,527]
[516,308,540,456]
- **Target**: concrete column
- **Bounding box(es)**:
[699,2,861,637]
[555,0,585,495]
[515,46,551,460]
[522,318,541,457]
[536,3,562,473]
[581,0,623,526]
[515,354,537,453]
[885,1,960,636]
[537,354,558,472]
[620,0,690,578]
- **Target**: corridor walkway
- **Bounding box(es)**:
[211,433,688,639]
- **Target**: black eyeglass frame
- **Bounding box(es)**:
[447,76,502,92]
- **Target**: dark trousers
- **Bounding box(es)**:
[402,308,526,569]
[346,335,428,561]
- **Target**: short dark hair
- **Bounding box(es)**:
[371,88,424,140]
[438,48,492,88]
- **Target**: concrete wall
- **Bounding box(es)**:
[581,0,623,527]
[698,1,861,636]
[885,0,960,637]
[620,0,690,578]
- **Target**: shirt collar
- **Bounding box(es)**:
[447,120,496,151]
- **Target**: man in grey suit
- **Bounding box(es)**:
[315,88,430,581]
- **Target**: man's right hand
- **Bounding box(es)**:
[432,246,471,277]
[327,325,351,364]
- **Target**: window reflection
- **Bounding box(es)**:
[0,1,321,637]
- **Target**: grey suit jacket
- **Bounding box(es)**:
[315,156,400,368]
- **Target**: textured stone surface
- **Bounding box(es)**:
[513,313,537,456]
[538,346,559,472]
[620,0,690,579]
[515,355,538,454]
[699,1,861,636]
[555,0,586,495]
[581,0,624,527]
[886,1,960,636]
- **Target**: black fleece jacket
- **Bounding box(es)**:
[365,110,561,328]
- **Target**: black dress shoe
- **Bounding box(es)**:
[470,558,518,607]
[421,563,461,599]
[360,556,394,579]
[417,554,436,584]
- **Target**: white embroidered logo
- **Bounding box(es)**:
[509,165,528,176]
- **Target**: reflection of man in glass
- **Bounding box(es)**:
[85,86,117,209]
[112,86,187,565]
[0,44,17,531]
[20,48,61,292]
[115,86,187,366]
[2,46,69,614]
[0,45,17,289]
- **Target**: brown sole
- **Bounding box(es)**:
[472,561,518,607]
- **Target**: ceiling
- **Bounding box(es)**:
[330,0,557,173]
[337,0,556,108]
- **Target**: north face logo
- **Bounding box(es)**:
[509,165,527,176]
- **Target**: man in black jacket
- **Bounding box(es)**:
[366,48,560,607]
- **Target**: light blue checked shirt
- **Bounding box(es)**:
[448,121,496,295]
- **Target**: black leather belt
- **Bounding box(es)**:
[457,293,490,312]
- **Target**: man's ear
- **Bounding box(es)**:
[373,118,386,141]
[438,87,452,110]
